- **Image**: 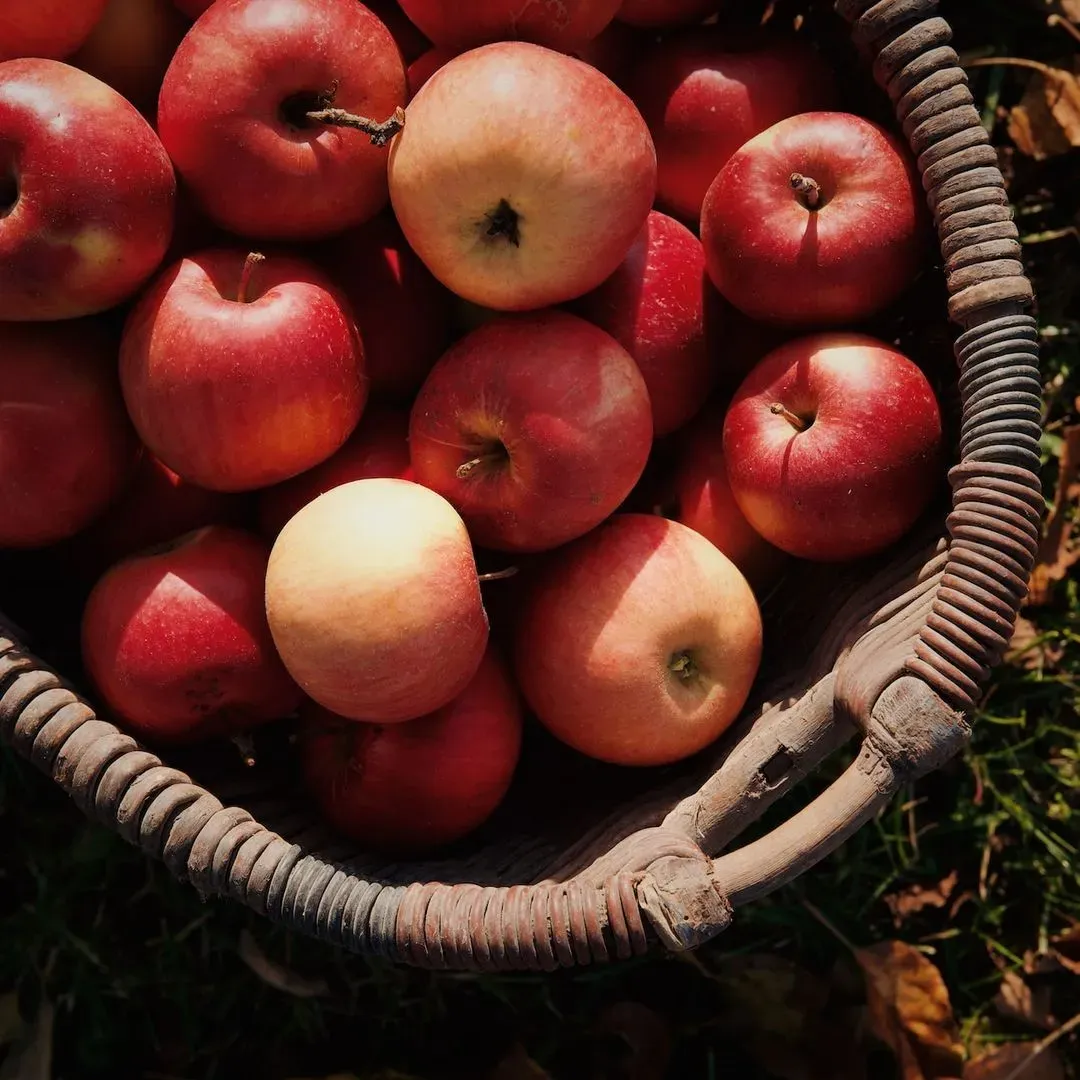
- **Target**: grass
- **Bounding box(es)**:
[2,1,1080,1077]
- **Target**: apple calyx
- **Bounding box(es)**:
[789,172,822,211]
[236,252,265,304]
[456,440,511,480]
[668,649,700,684]
[482,199,521,248]
[769,402,808,432]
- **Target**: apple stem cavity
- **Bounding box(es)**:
[769,402,809,432]
[789,172,822,211]
[236,252,266,305]
[482,199,521,248]
[305,104,407,147]
[456,441,510,480]
[0,171,16,218]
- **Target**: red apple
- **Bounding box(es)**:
[574,210,713,437]
[406,46,453,98]
[0,320,138,549]
[81,525,303,744]
[257,405,412,539]
[0,0,109,62]
[75,451,250,573]
[71,0,189,118]
[300,645,522,852]
[0,59,175,321]
[409,311,653,553]
[319,213,452,400]
[119,248,367,492]
[157,0,406,240]
[265,478,489,722]
[515,513,762,766]
[395,0,622,52]
[388,41,656,311]
[627,31,837,224]
[702,112,926,326]
[669,406,785,588]
[723,333,943,562]
[616,0,720,26]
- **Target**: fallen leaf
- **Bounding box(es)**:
[884,872,960,927]
[1027,425,1080,604]
[489,1044,552,1080]
[963,1042,1065,1080]
[856,941,964,1080]
[591,1001,672,1080]
[237,929,330,998]
[0,1000,53,1080]
[994,971,1057,1030]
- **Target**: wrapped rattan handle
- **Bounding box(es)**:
[835,0,1043,710]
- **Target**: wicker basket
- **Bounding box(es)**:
[0,0,1043,972]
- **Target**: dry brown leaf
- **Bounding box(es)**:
[994,971,1057,1031]
[856,941,964,1080]
[489,1044,553,1080]
[963,1042,1066,1080]
[591,1002,672,1080]
[237,929,330,999]
[884,872,960,928]
[1029,426,1080,604]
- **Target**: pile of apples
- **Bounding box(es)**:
[0,0,946,855]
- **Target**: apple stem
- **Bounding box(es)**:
[478,566,519,582]
[770,402,807,432]
[789,173,822,210]
[236,252,265,305]
[305,105,406,147]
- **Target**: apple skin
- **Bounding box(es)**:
[0,0,109,62]
[0,320,138,549]
[409,311,653,553]
[300,645,522,852]
[669,406,785,589]
[722,333,944,563]
[71,0,189,119]
[318,213,452,400]
[406,46,454,98]
[515,513,763,767]
[702,112,926,327]
[81,525,303,745]
[574,210,714,437]
[388,42,656,311]
[0,59,176,321]
[395,0,622,52]
[627,31,837,224]
[157,0,406,240]
[265,478,489,723]
[120,248,366,493]
[257,405,412,539]
[616,0,720,27]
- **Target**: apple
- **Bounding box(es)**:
[257,405,412,539]
[406,46,453,98]
[318,213,452,400]
[668,406,785,589]
[409,311,653,553]
[0,59,176,321]
[120,248,367,493]
[702,112,926,326]
[627,30,838,223]
[616,0,720,26]
[81,525,303,745]
[71,0,189,119]
[265,478,489,722]
[0,0,109,62]
[395,0,622,52]
[723,333,943,562]
[300,645,522,852]
[515,513,763,766]
[157,0,406,240]
[574,210,714,437]
[388,41,656,311]
[0,320,138,549]
[74,451,250,575]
